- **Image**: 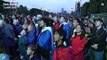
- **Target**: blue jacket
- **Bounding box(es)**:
[38,30,51,51]
[18,35,28,55]
[2,24,15,47]
[61,22,70,40]
[27,29,36,45]
[0,54,9,60]
[16,24,22,34]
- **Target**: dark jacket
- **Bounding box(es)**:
[18,35,28,55]
[14,54,40,60]
[2,24,15,47]
[92,28,107,52]
[22,55,40,60]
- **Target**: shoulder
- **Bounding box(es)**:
[0,54,9,60]
[32,55,40,60]
[83,36,87,40]
[58,47,71,52]
[57,47,72,59]
[100,28,107,34]
[43,30,51,35]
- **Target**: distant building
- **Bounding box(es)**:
[61,8,64,13]
[75,1,81,17]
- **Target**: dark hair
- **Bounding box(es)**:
[74,24,85,40]
[94,18,105,28]
[94,18,103,23]
[73,18,81,24]
[46,18,54,27]
[3,18,9,24]
[39,18,53,27]
[0,15,2,19]
[9,18,13,25]
[28,45,37,52]
[39,18,48,24]
[55,29,66,42]
[25,18,31,25]
[30,20,36,29]
[73,18,84,28]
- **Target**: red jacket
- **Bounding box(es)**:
[53,47,72,60]
[70,34,86,60]
[54,22,60,30]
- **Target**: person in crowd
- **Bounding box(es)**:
[83,18,89,27]
[87,21,95,34]
[70,18,80,37]
[12,15,18,25]
[9,18,19,39]
[46,18,54,60]
[32,16,37,28]
[34,14,42,39]
[24,18,30,26]
[59,16,71,46]
[0,15,3,27]
[37,18,53,60]
[83,24,91,60]
[84,21,95,60]
[21,45,40,60]
[70,24,87,60]
[2,19,16,57]
[53,16,60,31]
[67,17,73,29]
[53,29,72,60]
[91,18,107,60]
[0,15,3,38]
[18,24,28,56]
[0,39,9,60]
[16,19,22,35]
[15,45,40,60]
[27,22,36,45]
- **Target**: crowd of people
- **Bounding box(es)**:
[0,13,107,60]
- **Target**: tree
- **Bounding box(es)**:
[17,5,29,15]
[101,0,107,13]
[29,8,50,16]
[89,0,99,14]
[30,8,42,16]
[0,0,3,13]
[80,0,107,17]
[81,2,90,16]
[89,0,107,14]
[103,3,107,13]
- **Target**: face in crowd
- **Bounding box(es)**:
[73,19,79,27]
[54,32,63,42]
[38,18,46,28]
[75,25,82,33]
[95,20,102,27]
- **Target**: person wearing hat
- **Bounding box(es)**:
[91,18,107,60]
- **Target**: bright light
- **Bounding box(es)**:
[101,3,104,6]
